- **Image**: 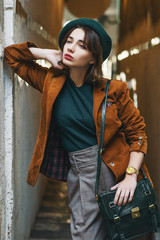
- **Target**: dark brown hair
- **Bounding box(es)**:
[59,25,105,86]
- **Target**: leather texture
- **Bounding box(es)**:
[96,80,160,240]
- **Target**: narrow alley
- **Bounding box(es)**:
[1,0,160,240]
[29,180,71,240]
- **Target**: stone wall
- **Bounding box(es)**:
[0,0,62,239]
[0,1,4,237]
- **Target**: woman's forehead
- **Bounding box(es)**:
[69,28,85,39]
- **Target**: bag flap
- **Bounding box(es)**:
[98,177,157,220]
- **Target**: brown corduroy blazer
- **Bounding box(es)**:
[4,42,151,186]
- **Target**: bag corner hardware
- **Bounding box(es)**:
[114,216,121,222]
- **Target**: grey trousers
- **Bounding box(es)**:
[67,145,116,240]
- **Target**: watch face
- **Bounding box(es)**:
[126,167,139,175]
[127,167,134,174]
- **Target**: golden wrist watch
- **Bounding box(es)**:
[126,166,139,176]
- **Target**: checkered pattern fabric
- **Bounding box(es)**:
[40,113,70,181]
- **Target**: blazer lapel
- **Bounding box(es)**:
[93,84,106,128]
[46,74,66,129]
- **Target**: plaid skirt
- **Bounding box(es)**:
[67,145,116,240]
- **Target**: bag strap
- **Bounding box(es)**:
[95,80,127,240]
[95,79,111,199]
[95,79,148,198]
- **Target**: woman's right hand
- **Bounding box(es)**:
[47,50,64,69]
[29,47,64,69]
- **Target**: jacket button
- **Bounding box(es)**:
[110,162,114,167]
[139,136,143,140]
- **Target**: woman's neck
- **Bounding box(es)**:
[69,68,88,87]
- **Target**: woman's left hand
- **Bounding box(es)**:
[111,174,137,205]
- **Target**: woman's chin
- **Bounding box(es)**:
[62,59,71,66]
[61,61,71,71]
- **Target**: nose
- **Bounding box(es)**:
[67,43,75,53]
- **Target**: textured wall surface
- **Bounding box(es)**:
[16,0,64,44]
[13,77,47,240]
[0,1,4,237]
[0,36,4,240]
[0,0,58,239]
[2,1,15,239]
[118,48,160,240]
[117,4,160,239]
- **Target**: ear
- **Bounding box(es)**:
[89,56,95,65]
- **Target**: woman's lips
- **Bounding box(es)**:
[64,54,73,60]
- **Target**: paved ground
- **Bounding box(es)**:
[29,180,72,240]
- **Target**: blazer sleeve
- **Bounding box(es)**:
[4,41,48,93]
[116,81,147,155]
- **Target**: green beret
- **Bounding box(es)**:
[58,18,112,61]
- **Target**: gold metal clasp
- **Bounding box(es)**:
[109,202,115,208]
[114,216,120,222]
[145,191,151,196]
[131,207,140,219]
[149,204,155,210]
[97,148,103,154]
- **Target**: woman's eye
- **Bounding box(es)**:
[66,40,72,43]
[79,44,86,49]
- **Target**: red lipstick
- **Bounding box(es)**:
[64,54,73,60]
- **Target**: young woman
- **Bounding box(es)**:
[4,18,151,239]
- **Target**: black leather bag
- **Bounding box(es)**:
[95,80,160,240]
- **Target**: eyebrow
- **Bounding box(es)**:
[68,36,88,46]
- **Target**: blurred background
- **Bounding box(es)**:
[0,0,160,239]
